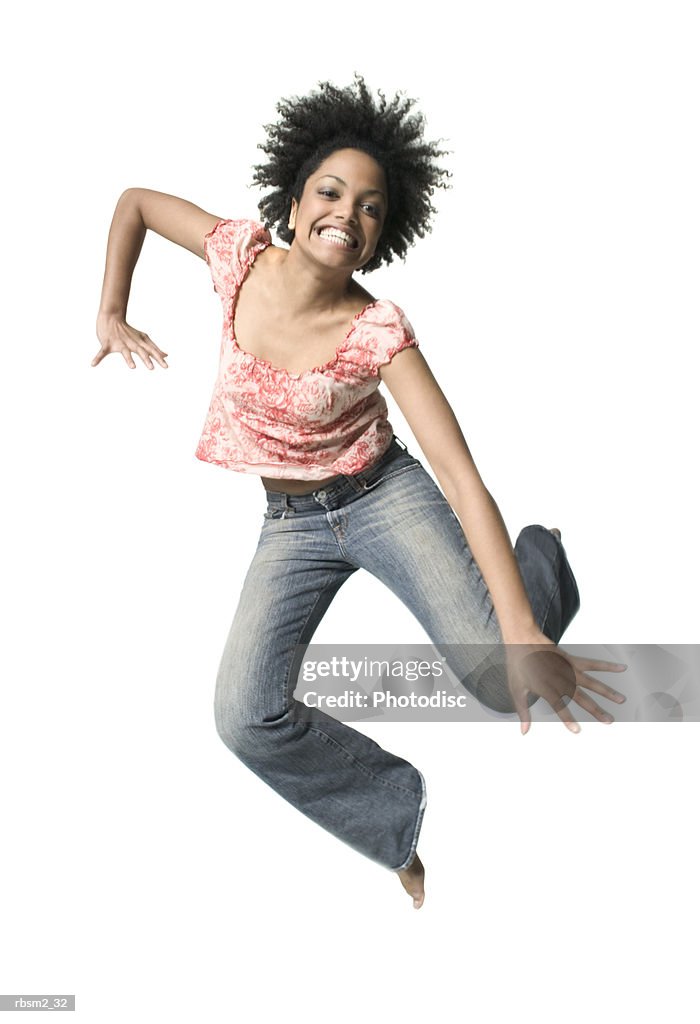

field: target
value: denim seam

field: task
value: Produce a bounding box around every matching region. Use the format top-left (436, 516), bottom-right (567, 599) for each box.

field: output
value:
top-left (561, 557), bottom-right (581, 613)
top-left (324, 509), bottom-right (354, 561)
top-left (390, 768), bottom-right (428, 872)
top-left (539, 541), bottom-right (563, 631)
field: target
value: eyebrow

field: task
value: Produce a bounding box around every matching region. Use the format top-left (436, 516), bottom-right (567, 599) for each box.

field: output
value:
top-left (317, 174), bottom-right (386, 198)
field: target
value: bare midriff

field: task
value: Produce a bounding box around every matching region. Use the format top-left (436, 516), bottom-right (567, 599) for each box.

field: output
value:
top-left (260, 473), bottom-right (343, 496)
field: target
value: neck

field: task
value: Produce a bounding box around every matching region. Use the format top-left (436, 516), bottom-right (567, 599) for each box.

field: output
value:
top-left (277, 240), bottom-right (357, 316)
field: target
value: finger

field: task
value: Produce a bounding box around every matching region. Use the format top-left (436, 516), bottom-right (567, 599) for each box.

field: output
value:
top-left (91, 348), bottom-right (107, 367)
top-left (140, 335), bottom-right (169, 367)
top-left (146, 346), bottom-right (169, 367)
top-left (573, 688), bottom-right (615, 724)
top-left (511, 689), bottom-right (532, 735)
top-left (542, 686), bottom-right (581, 732)
top-left (134, 346), bottom-right (155, 370)
top-left (140, 333), bottom-right (167, 355)
top-left (571, 657), bottom-right (628, 673)
top-left (576, 671), bottom-right (627, 704)
top-left (120, 348), bottom-right (137, 369)
top-left (555, 700), bottom-right (581, 733)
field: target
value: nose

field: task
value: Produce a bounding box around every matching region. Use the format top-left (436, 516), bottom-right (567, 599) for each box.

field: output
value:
top-left (335, 199), bottom-right (358, 225)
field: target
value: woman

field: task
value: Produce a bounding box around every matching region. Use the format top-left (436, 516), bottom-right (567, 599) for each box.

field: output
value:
top-left (93, 76), bottom-right (627, 909)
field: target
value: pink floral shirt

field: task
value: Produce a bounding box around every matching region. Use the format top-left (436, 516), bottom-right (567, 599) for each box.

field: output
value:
top-left (195, 218), bottom-right (420, 480)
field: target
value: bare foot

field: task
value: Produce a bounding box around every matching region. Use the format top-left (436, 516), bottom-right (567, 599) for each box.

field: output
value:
top-left (397, 851), bottom-right (425, 909)
top-left (549, 527), bottom-right (561, 540)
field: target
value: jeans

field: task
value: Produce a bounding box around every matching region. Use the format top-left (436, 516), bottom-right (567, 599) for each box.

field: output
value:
top-left (213, 435), bottom-right (581, 872)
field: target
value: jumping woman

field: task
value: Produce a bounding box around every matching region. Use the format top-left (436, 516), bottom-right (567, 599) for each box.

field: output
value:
top-left (93, 75), bottom-right (627, 909)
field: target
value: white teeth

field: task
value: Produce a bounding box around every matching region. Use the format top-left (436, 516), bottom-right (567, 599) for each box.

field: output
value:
top-left (318, 227), bottom-right (356, 248)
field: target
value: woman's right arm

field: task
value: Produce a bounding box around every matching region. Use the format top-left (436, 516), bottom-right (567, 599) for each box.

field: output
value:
top-left (93, 188), bottom-right (223, 369)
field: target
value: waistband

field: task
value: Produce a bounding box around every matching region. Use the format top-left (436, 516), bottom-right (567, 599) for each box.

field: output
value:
top-left (264, 435), bottom-right (412, 515)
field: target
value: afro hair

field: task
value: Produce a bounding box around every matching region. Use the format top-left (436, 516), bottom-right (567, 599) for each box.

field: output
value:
top-left (251, 73), bottom-right (452, 274)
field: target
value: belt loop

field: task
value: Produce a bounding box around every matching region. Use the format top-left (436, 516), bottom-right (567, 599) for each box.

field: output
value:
top-left (280, 493), bottom-right (295, 518)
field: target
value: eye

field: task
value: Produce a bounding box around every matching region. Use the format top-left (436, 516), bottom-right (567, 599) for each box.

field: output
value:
top-left (319, 188), bottom-right (338, 198)
top-left (362, 203), bottom-right (379, 217)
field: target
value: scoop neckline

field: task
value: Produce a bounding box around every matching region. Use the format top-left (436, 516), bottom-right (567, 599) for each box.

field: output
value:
top-left (228, 227), bottom-right (381, 380)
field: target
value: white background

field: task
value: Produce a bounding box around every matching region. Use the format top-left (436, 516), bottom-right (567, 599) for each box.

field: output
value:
top-left (2, 1), bottom-right (699, 1021)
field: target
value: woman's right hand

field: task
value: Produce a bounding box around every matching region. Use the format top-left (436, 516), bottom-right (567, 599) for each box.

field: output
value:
top-left (92, 314), bottom-right (169, 370)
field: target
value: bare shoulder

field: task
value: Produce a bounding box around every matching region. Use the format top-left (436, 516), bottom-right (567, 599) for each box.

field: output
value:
top-left (246, 242), bottom-right (289, 284)
top-left (256, 242), bottom-right (288, 265)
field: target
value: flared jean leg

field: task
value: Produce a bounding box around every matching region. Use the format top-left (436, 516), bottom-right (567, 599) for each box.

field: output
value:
top-left (213, 514), bottom-right (427, 872)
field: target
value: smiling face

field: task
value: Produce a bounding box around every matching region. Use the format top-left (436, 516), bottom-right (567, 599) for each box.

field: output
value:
top-left (288, 148), bottom-right (388, 272)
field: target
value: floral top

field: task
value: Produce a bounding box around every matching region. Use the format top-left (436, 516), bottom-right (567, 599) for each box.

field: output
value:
top-left (195, 218), bottom-right (420, 480)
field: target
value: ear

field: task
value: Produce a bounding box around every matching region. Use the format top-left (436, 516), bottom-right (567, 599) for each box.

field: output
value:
top-left (288, 198), bottom-right (297, 232)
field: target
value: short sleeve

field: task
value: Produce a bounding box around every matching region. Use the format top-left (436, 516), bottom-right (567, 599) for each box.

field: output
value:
top-left (203, 218), bottom-right (271, 299)
top-left (344, 299), bottom-right (419, 377)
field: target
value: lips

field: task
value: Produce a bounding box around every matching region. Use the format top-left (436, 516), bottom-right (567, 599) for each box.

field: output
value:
top-left (316, 225), bottom-right (360, 250)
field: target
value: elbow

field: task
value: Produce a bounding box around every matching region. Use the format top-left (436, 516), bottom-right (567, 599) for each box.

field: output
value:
top-left (117, 187), bottom-right (144, 212)
top-left (115, 188), bottom-right (145, 227)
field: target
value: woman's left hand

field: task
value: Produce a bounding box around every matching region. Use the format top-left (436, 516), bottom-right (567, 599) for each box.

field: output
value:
top-left (503, 629), bottom-right (628, 735)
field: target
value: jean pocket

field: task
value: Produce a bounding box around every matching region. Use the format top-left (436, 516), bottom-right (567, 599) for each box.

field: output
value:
top-left (357, 458), bottom-right (422, 493)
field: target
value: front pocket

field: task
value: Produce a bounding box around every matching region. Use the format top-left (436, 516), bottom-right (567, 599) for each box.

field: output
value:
top-left (358, 460), bottom-right (422, 493)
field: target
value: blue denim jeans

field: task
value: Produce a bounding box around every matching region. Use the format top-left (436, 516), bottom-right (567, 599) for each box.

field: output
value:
top-left (214, 436), bottom-right (580, 872)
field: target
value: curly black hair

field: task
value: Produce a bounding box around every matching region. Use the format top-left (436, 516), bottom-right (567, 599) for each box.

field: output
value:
top-left (251, 73), bottom-right (452, 274)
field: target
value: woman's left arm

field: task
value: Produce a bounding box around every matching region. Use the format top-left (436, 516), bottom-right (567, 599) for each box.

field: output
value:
top-left (380, 348), bottom-right (627, 731)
